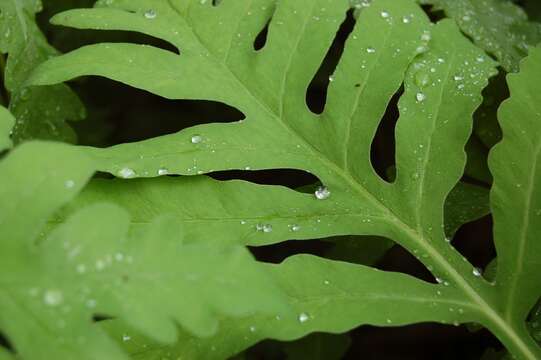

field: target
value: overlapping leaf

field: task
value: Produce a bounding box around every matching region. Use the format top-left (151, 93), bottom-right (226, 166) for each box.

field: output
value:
top-left (421, 0), bottom-right (541, 72)
top-left (27, 0), bottom-right (541, 359)
top-left (0, 142), bottom-right (288, 360)
top-left (0, 0), bottom-right (84, 143)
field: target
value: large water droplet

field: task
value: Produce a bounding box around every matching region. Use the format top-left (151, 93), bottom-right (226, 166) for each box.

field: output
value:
top-left (315, 186), bottom-right (331, 200)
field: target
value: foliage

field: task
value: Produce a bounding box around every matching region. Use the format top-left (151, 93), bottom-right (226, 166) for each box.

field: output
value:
top-left (1, 0), bottom-right (541, 359)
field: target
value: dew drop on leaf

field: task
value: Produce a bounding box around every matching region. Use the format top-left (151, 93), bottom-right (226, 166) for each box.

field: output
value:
top-left (298, 312), bottom-right (310, 323)
top-left (472, 267), bottom-right (482, 277)
top-left (144, 9), bottom-right (157, 19)
top-left (44, 290), bottom-right (63, 306)
top-left (315, 186), bottom-right (331, 200)
top-left (157, 168), bottom-right (169, 176)
top-left (118, 167), bottom-right (136, 179)
top-left (416, 92), bottom-right (426, 102)
top-left (191, 135), bottom-right (203, 144)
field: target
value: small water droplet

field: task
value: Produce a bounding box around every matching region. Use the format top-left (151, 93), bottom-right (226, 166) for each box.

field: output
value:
top-left (118, 168), bottom-right (136, 179)
top-left (315, 186), bottom-right (331, 200)
top-left (366, 47), bottom-right (376, 54)
top-left (122, 334), bottom-right (131, 342)
top-left (76, 264), bottom-right (86, 274)
top-left (157, 168), bottom-right (169, 176)
top-left (191, 135), bottom-right (203, 144)
top-left (416, 92), bottom-right (426, 102)
top-left (380, 11), bottom-right (390, 18)
top-left (249, 325), bottom-right (256, 332)
top-left (262, 224), bottom-right (273, 233)
top-left (44, 290), bottom-right (63, 306)
top-left (472, 267), bottom-right (482, 277)
top-left (298, 312), bottom-right (309, 323)
top-left (65, 180), bottom-right (75, 189)
top-left (144, 9), bottom-right (157, 19)
top-left (290, 224), bottom-right (301, 232)
top-left (328, 75), bottom-right (335, 82)
top-left (415, 72), bottom-right (430, 87)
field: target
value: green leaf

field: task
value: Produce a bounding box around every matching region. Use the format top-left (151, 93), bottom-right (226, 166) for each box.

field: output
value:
top-left (27, 0), bottom-right (541, 358)
top-left (421, 0), bottom-right (541, 72)
top-left (0, 105), bottom-right (14, 151)
top-left (489, 45), bottom-right (541, 326)
top-left (0, 142), bottom-right (288, 359)
top-left (0, 0), bottom-right (84, 143)
top-left (101, 254), bottom-right (473, 360)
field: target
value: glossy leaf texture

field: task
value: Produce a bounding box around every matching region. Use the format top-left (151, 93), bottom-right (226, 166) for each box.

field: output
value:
top-left (420, 0), bottom-right (541, 72)
top-left (0, 142), bottom-right (288, 360)
top-left (0, 0), bottom-right (84, 143)
top-left (27, 0), bottom-right (541, 359)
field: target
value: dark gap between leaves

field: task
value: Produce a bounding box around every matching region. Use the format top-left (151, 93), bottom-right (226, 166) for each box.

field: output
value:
top-left (210, 169), bottom-right (318, 191)
top-left (371, 85), bottom-right (402, 183)
top-left (451, 214), bottom-right (496, 276)
top-left (305, 9), bottom-right (356, 114)
top-left (346, 322), bottom-right (501, 360)
top-left (70, 77), bottom-right (245, 147)
top-left (0, 331), bottom-right (14, 353)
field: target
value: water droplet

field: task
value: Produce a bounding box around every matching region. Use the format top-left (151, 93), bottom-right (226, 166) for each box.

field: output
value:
top-left (315, 186), bottom-right (331, 200)
top-left (157, 168), bottom-right (169, 176)
top-left (191, 135), bottom-right (203, 144)
top-left (65, 180), bottom-right (75, 189)
top-left (76, 264), bottom-right (86, 274)
top-left (472, 267), bottom-right (482, 277)
top-left (380, 11), bottom-right (390, 18)
top-left (122, 334), bottom-right (131, 341)
top-left (240, 220), bottom-right (247, 225)
top-left (323, 280), bottom-right (330, 285)
top-left (366, 47), bottom-right (376, 54)
top-left (144, 9), bottom-right (157, 19)
top-left (328, 75), bottom-right (335, 82)
top-left (249, 325), bottom-right (256, 332)
top-left (118, 167), bottom-right (136, 179)
top-left (290, 224), bottom-right (301, 232)
top-left (44, 290), bottom-right (63, 306)
top-left (402, 16), bottom-right (411, 23)
top-left (298, 312), bottom-right (309, 323)
top-left (415, 72), bottom-right (430, 87)
top-left (453, 75), bottom-right (464, 81)
top-left (421, 31), bottom-right (431, 42)
top-left (416, 92), bottom-right (426, 102)
top-left (262, 224), bottom-right (273, 233)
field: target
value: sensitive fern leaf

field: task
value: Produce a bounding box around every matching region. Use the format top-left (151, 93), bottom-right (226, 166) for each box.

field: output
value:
top-left (28, 0), bottom-right (541, 359)
top-left (421, 0), bottom-right (541, 72)
top-left (0, 0), bottom-right (84, 143)
top-left (0, 142), bottom-right (288, 360)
